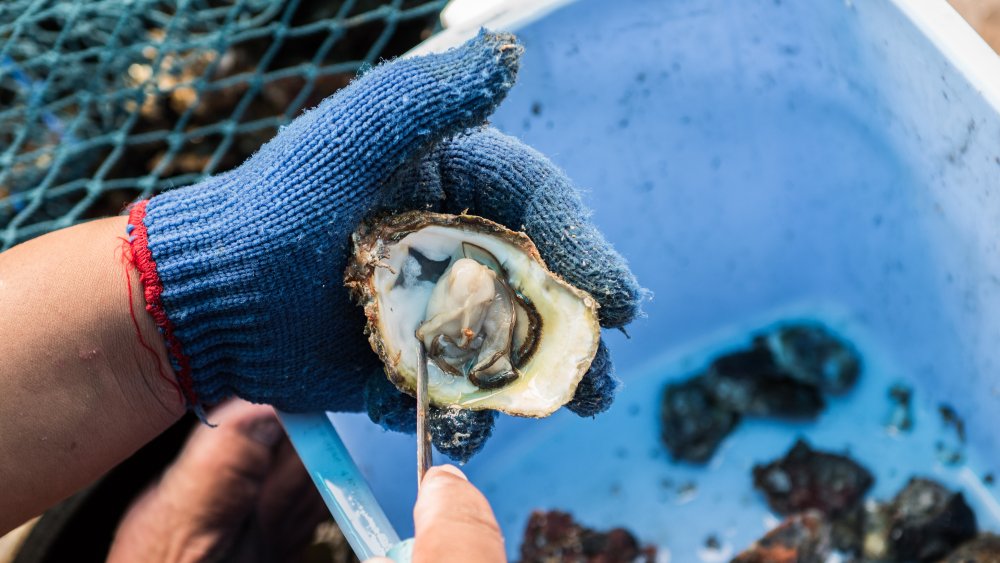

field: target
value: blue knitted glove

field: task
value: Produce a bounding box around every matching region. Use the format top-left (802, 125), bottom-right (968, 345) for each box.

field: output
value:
top-left (126, 31), bottom-right (643, 458)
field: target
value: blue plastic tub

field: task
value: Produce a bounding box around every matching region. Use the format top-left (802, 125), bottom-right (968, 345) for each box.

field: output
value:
top-left (328, 0), bottom-right (1000, 558)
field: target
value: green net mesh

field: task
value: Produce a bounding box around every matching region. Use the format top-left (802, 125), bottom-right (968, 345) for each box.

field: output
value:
top-left (0, 0), bottom-right (447, 250)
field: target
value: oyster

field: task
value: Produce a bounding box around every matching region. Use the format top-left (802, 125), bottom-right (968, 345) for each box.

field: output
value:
top-left (346, 212), bottom-right (600, 417)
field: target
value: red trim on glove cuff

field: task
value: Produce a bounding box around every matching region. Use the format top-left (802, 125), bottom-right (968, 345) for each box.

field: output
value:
top-left (127, 200), bottom-right (199, 407)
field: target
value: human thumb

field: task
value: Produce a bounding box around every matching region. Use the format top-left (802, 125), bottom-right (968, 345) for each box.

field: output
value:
top-left (412, 465), bottom-right (506, 563)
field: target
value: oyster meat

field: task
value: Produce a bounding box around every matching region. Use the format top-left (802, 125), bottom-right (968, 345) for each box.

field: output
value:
top-left (346, 212), bottom-right (600, 417)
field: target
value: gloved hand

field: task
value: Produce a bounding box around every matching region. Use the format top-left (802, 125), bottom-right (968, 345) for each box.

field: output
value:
top-left (364, 127), bottom-right (640, 461)
top-left (126, 31), bottom-right (644, 461)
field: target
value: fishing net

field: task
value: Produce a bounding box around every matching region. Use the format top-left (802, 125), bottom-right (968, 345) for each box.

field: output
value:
top-left (0, 0), bottom-right (447, 250)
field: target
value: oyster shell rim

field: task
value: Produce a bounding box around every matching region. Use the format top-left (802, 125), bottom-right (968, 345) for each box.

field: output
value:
top-left (345, 211), bottom-right (601, 418)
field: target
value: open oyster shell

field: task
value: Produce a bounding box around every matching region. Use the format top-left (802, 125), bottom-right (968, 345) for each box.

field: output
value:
top-left (345, 212), bottom-right (600, 417)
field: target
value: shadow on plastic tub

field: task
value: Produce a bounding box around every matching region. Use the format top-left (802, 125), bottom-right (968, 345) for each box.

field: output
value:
top-left (330, 0), bottom-right (1000, 559)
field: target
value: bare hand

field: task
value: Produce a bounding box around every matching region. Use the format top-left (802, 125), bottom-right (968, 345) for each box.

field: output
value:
top-left (108, 400), bottom-right (326, 562)
top-left (109, 399), bottom-right (506, 563)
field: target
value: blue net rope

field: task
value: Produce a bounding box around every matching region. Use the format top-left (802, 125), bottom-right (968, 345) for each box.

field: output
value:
top-left (0, 0), bottom-right (447, 249)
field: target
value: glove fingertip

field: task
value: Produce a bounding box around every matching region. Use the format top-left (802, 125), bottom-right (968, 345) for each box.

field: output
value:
top-left (365, 372), bottom-right (417, 434)
top-left (462, 29), bottom-right (523, 93)
top-left (392, 28), bottom-right (522, 147)
top-left (476, 28), bottom-right (523, 71)
top-left (566, 340), bottom-right (619, 417)
top-left (429, 407), bottom-right (498, 464)
top-left (593, 258), bottom-right (649, 329)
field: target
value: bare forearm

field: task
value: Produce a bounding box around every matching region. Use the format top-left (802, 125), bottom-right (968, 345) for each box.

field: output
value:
top-left (0, 216), bottom-right (184, 533)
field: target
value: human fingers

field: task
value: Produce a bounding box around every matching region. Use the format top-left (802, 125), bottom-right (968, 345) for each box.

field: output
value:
top-left (108, 399), bottom-right (285, 562)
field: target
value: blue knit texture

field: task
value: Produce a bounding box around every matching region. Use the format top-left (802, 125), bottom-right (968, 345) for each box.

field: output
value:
top-left (139, 31), bottom-right (644, 455)
top-left (566, 341), bottom-right (618, 417)
top-left (365, 368), bottom-right (498, 463)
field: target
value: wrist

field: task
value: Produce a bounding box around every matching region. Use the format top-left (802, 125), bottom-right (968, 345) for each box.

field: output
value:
top-left (125, 201), bottom-right (201, 411)
top-left (0, 216), bottom-right (182, 532)
top-left (127, 188), bottom-right (285, 410)
top-left (112, 214), bottom-right (187, 424)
